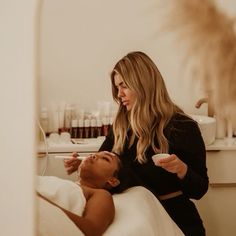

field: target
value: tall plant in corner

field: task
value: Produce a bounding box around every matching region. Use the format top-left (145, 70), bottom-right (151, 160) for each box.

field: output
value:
top-left (160, 0), bottom-right (236, 137)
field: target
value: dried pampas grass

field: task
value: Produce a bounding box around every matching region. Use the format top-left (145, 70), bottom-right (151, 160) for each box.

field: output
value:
top-left (160, 0), bottom-right (236, 132)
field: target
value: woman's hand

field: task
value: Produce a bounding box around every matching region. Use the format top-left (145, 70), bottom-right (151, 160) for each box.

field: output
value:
top-left (158, 154), bottom-right (188, 179)
top-left (64, 152), bottom-right (81, 175)
top-left (63, 151), bottom-right (117, 175)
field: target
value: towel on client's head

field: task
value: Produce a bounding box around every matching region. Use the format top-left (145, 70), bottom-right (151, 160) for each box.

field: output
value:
top-left (37, 176), bottom-right (86, 216)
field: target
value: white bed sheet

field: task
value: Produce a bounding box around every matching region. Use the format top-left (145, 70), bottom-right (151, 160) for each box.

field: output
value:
top-left (104, 186), bottom-right (184, 236)
top-left (37, 181), bottom-right (184, 236)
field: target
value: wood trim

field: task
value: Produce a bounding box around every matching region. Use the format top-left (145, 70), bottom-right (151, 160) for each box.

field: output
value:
top-left (210, 183), bottom-right (236, 187)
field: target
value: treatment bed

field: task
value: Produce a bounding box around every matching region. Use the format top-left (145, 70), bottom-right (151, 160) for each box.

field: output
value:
top-left (36, 176), bottom-right (184, 236)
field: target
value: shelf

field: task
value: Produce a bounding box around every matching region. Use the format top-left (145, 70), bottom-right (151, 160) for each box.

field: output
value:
top-left (38, 137), bottom-right (236, 153)
top-left (206, 138), bottom-right (236, 151)
top-left (38, 137), bottom-right (105, 153)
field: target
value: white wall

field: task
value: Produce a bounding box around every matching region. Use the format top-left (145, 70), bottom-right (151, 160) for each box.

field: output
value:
top-left (38, 0), bottom-right (235, 114)
top-left (217, 0), bottom-right (236, 17)
top-left (38, 0), bottom-right (209, 115)
top-left (0, 0), bottom-right (37, 235)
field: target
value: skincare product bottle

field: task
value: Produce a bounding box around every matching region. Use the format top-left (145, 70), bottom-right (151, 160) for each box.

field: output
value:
top-left (90, 118), bottom-right (97, 138)
top-left (102, 117), bottom-right (109, 136)
top-left (108, 116), bottom-right (113, 133)
top-left (40, 108), bottom-right (49, 138)
top-left (96, 118), bottom-right (102, 137)
top-left (84, 119), bottom-right (91, 138)
top-left (58, 102), bottom-right (66, 134)
top-left (71, 119), bottom-right (78, 138)
top-left (215, 115), bottom-right (226, 139)
top-left (78, 119), bottom-right (84, 139)
top-left (64, 106), bottom-right (72, 133)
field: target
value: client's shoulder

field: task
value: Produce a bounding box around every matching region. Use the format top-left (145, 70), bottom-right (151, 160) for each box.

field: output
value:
top-left (81, 185), bottom-right (112, 201)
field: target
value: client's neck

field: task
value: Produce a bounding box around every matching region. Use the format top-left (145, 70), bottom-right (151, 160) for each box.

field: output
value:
top-left (79, 178), bottom-right (104, 189)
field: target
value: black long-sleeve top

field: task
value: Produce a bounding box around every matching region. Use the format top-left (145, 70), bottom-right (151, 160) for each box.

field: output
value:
top-left (99, 113), bottom-right (209, 200)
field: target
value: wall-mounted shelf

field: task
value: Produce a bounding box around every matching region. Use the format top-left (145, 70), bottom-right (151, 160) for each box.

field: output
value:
top-left (38, 137), bottom-right (105, 154)
top-left (206, 138), bottom-right (236, 151)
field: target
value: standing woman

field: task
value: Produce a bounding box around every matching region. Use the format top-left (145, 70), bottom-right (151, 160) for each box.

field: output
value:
top-left (65, 51), bottom-right (209, 236)
top-left (99, 51), bottom-right (209, 236)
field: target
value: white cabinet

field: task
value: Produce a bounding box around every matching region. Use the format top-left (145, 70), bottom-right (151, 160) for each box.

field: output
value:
top-left (195, 150), bottom-right (236, 236)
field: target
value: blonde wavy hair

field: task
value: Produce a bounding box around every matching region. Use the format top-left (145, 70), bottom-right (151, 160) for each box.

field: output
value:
top-left (111, 51), bottom-right (184, 163)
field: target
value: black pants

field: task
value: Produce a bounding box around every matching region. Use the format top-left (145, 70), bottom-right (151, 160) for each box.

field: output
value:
top-left (160, 195), bottom-right (205, 236)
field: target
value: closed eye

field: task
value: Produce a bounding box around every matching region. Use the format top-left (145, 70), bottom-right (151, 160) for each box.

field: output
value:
top-left (120, 83), bottom-right (127, 89)
top-left (101, 157), bottom-right (111, 162)
top-left (116, 82), bottom-right (127, 89)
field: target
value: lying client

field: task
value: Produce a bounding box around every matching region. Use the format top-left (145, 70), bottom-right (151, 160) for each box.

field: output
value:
top-left (37, 151), bottom-right (121, 236)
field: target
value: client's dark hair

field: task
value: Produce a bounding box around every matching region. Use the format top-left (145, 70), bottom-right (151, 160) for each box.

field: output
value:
top-left (109, 159), bottom-right (144, 194)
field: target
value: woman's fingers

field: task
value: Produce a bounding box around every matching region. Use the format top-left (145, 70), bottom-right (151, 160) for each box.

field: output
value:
top-left (63, 153), bottom-right (80, 175)
top-left (72, 152), bottom-right (78, 157)
top-left (65, 166), bottom-right (75, 175)
top-left (159, 154), bottom-right (182, 173)
top-left (64, 158), bottom-right (75, 168)
top-left (158, 154), bottom-right (187, 177)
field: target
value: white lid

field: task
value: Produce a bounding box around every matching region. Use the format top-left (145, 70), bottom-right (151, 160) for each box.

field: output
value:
top-left (71, 119), bottom-right (78, 127)
top-left (84, 119), bottom-right (90, 127)
top-left (78, 119), bottom-right (84, 127)
top-left (102, 117), bottom-right (109, 125)
top-left (96, 118), bottom-right (102, 127)
top-left (90, 119), bottom-right (96, 127)
top-left (109, 117), bottom-right (113, 124)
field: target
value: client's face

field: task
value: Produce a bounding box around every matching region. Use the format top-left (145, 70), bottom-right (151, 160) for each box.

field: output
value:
top-left (79, 151), bottom-right (120, 189)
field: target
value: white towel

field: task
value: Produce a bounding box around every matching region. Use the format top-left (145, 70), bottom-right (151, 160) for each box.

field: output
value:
top-left (36, 176), bottom-right (86, 216)
top-left (37, 196), bottom-right (84, 236)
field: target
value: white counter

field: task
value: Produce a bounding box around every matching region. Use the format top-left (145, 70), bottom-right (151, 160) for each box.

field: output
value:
top-left (206, 138), bottom-right (236, 151)
top-left (38, 137), bottom-right (236, 153)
